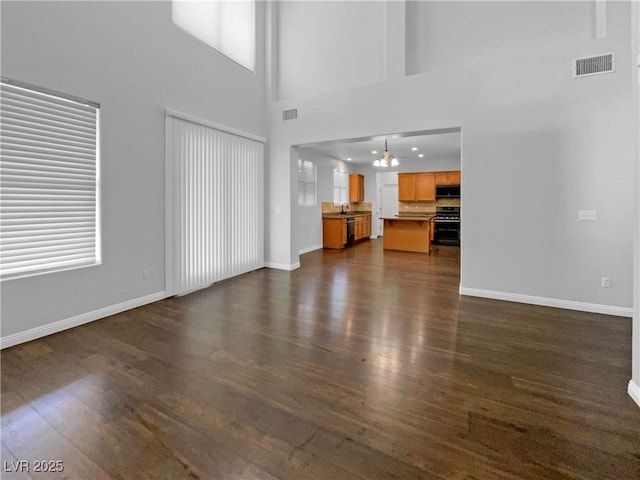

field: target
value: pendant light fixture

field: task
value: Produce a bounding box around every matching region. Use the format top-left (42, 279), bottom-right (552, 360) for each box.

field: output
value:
top-left (373, 140), bottom-right (398, 167)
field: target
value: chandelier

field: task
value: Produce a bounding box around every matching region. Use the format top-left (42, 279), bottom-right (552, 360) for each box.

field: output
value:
top-left (373, 140), bottom-right (398, 167)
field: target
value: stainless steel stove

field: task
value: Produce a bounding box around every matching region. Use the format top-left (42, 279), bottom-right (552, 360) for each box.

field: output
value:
top-left (434, 206), bottom-right (460, 245)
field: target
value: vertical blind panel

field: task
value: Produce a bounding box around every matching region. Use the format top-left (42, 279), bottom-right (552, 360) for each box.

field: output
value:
top-left (0, 80), bottom-right (99, 278)
top-left (169, 115), bottom-right (263, 295)
top-left (297, 159), bottom-right (316, 206)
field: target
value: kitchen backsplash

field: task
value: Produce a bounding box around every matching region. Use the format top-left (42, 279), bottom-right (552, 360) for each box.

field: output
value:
top-left (399, 201), bottom-right (436, 214)
top-left (322, 199), bottom-right (457, 214)
top-left (322, 201), bottom-right (372, 213)
top-left (399, 198), bottom-right (460, 214)
top-left (437, 198), bottom-right (461, 207)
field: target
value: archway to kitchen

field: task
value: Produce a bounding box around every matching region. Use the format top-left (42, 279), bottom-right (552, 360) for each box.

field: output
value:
top-left (293, 126), bottom-right (462, 263)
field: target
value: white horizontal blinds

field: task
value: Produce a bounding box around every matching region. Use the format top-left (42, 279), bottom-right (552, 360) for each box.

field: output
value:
top-left (298, 159), bottom-right (316, 206)
top-left (0, 79), bottom-right (100, 279)
top-left (172, 0), bottom-right (255, 72)
top-left (333, 169), bottom-right (348, 205)
top-left (170, 115), bottom-right (263, 295)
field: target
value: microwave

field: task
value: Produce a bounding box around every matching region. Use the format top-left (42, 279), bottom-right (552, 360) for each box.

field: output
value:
top-left (435, 185), bottom-right (460, 198)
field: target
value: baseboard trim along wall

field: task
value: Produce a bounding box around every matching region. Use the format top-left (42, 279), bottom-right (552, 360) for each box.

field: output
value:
top-left (629, 380), bottom-right (640, 408)
top-left (298, 244), bottom-right (322, 255)
top-left (0, 291), bottom-right (167, 350)
top-left (264, 262), bottom-right (301, 271)
top-left (459, 287), bottom-right (633, 318)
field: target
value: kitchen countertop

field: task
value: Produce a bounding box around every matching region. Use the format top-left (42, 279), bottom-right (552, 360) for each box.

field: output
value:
top-left (380, 215), bottom-right (435, 221)
top-left (322, 212), bottom-right (373, 219)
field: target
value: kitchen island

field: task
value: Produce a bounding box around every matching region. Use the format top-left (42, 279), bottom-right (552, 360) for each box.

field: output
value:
top-left (381, 215), bottom-right (435, 253)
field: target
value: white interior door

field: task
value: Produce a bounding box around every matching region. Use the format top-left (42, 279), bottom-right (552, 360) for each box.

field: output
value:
top-left (376, 172), bottom-right (398, 236)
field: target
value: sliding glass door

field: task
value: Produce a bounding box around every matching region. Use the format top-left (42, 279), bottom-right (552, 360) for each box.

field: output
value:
top-left (166, 112), bottom-right (264, 295)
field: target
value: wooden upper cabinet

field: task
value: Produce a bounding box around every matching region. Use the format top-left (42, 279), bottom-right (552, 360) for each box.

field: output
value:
top-left (398, 174), bottom-right (416, 201)
top-left (435, 172), bottom-right (449, 185)
top-left (435, 170), bottom-right (461, 185)
top-left (448, 171), bottom-right (461, 185)
top-left (415, 173), bottom-right (435, 201)
top-left (399, 173), bottom-right (435, 201)
top-left (349, 174), bottom-right (365, 202)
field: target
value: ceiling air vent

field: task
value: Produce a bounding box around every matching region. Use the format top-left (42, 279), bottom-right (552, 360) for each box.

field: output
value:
top-left (574, 53), bottom-right (614, 77)
top-left (282, 108), bottom-right (298, 121)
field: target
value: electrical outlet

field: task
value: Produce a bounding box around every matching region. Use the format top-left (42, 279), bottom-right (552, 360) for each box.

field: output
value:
top-left (143, 270), bottom-right (150, 280)
top-left (578, 210), bottom-right (597, 221)
top-left (601, 277), bottom-right (610, 288)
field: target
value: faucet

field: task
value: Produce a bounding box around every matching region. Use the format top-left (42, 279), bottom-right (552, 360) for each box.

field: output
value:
top-left (340, 203), bottom-right (349, 214)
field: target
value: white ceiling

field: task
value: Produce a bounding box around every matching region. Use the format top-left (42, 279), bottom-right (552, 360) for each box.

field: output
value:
top-left (297, 129), bottom-right (461, 165)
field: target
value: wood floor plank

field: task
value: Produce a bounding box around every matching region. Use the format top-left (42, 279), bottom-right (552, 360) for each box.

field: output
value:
top-left (1, 240), bottom-right (638, 479)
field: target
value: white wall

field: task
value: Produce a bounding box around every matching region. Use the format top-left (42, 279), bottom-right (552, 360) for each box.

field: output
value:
top-left (406, 1), bottom-right (593, 75)
top-left (0, 1), bottom-right (266, 339)
top-left (268, 0), bottom-right (635, 312)
top-left (277, 1), bottom-right (386, 101)
top-left (295, 148), bottom-right (353, 253)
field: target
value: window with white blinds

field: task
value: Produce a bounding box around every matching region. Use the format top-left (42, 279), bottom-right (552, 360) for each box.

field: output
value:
top-left (297, 159), bottom-right (316, 206)
top-left (172, 0), bottom-right (256, 72)
top-left (0, 78), bottom-right (100, 280)
top-left (333, 169), bottom-right (349, 205)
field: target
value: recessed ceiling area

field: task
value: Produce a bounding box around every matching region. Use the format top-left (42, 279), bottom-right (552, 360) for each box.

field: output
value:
top-left (297, 128), bottom-right (461, 164)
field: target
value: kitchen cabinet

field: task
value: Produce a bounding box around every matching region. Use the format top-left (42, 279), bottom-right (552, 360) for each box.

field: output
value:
top-left (381, 216), bottom-right (434, 253)
top-left (354, 215), bottom-right (371, 241)
top-left (398, 174), bottom-right (416, 201)
top-left (435, 172), bottom-right (448, 185)
top-left (323, 215), bottom-right (371, 248)
top-left (357, 217), bottom-right (362, 239)
top-left (323, 218), bottom-right (347, 249)
top-left (398, 173), bottom-right (435, 201)
top-left (349, 174), bottom-right (365, 202)
top-left (435, 170), bottom-right (461, 185)
top-left (415, 173), bottom-right (435, 201)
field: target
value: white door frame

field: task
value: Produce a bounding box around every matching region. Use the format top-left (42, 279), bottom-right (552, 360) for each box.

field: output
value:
top-left (376, 171), bottom-right (399, 236)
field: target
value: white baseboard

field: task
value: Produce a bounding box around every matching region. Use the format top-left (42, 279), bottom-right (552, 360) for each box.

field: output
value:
top-left (459, 287), bottom-right (633, 318)
top-left (264, 262), bottom-right (300, 271)
top-left (629, 380), bottom-right (640, 408)
top-left (298, 244), bottom-right (322, 255)
top-left (0, 291), bottom-right (167, 350)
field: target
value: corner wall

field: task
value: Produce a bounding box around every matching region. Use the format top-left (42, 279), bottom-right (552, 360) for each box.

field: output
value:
top-left (277, 1), bottom-right (386, 100)
top-left (295, 150), bottom-right (354, 254)
top-left (0, 1), bottom-right (266, 342)
top-left (268, 1), bottom-right (634, 313)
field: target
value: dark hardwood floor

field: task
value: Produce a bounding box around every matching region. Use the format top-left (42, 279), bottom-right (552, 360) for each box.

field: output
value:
top-left (1, 239), bottom-right (638, 479)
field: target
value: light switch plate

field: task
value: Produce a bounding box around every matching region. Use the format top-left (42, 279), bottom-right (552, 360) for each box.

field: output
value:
top-left (578, 210), bottom-right (597, 221)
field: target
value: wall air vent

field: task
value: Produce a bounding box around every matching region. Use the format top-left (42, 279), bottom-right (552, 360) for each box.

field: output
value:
top-left (574, 54), bottom-right (614, 77)
top-left (282, 108), bottom-right (298, 121)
